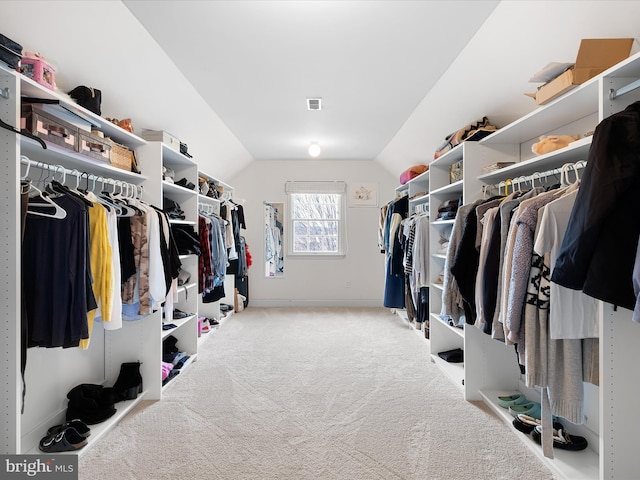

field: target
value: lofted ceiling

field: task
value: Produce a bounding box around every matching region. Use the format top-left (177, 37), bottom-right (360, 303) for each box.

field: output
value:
top-left (122, 0), bottom-right (499, 162)
top-left (2, 1), bottom-right (640, 181)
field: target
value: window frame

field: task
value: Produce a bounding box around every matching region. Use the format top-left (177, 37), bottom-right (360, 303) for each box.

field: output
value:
top-left (285, 181), bottom-right (347, 257)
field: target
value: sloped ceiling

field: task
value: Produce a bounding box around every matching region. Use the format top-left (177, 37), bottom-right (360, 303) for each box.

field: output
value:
top-left (2, 1), bottom-right (640, 181)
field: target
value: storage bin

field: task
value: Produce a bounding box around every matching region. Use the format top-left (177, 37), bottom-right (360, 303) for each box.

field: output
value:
top-left (78, 131), bottom-right (111, 163)
top-left (21, 104), bottom-right (78, 152)
top-left (108, 140), bottom-right (136, 171)
top-left (20, 52), bottom-right (55, 90)
top-left (141, 129), bottom-right (181, 153)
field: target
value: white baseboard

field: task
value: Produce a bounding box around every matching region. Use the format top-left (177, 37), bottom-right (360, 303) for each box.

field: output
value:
top-left (249, 299), bottom-right (383, 308)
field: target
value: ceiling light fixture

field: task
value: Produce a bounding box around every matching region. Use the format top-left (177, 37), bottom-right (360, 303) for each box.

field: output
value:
top-left (308, 143), bottom-right (321, 157)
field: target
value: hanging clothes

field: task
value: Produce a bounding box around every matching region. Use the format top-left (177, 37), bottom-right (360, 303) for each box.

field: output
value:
top-left (552, 100), bottom-right (640, 310)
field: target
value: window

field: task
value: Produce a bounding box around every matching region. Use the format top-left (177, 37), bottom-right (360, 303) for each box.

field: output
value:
top-left (285, 181), bottom-right (347, 256)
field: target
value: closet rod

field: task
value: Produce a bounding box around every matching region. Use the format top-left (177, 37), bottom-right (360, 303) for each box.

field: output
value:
top-left (487, 160), bottom-right (586, 193)
top-left (20, 156), bottom-right (143, 196)
top-left (608, 78), bottom-right (640, 100)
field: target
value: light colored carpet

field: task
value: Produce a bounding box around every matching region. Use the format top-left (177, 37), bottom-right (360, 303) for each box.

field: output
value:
top-left (79, 307), bottom-right (555, 480)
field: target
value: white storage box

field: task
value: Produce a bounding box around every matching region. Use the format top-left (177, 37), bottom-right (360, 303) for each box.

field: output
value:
top-left (141, 129), bottom-right (181, 152)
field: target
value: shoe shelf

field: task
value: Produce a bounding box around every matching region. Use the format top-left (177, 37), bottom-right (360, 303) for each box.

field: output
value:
top-left (25, 392), bottom-right (148, 457)
top-left (430, 313), bottom-right (464, 339)
top-left (162, 314), bottom-right (197, 340)
top-left (479, 389), bottom-right (599, 480)
top-left (430, 354), bottom-right (464, 392)
top-left (161, 354), bottom-right (198, 392)
top-left (162, 180), bottom-right (198, 196)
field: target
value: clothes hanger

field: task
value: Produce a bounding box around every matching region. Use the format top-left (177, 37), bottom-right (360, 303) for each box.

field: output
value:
top-left (26, 164), bottom-right (67, 220)
top-left (0, 117), bottom-right (47, 150)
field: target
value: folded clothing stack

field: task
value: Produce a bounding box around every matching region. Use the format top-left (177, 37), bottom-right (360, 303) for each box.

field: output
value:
top-left (436, 197), bottom-right (462, 221)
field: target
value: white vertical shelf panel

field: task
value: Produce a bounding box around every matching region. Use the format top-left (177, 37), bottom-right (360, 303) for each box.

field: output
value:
top-left (0, 66), bottom-right (21, 454)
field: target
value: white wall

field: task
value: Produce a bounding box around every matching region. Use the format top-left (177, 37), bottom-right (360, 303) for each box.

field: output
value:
top-left (230, 160), bottom-right (397, 307)
top-left (1, 0), bottom-right (253, 180)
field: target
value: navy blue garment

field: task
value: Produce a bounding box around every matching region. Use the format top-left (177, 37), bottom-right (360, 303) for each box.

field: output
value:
top-left (383, 195), bottom-right (408, 308)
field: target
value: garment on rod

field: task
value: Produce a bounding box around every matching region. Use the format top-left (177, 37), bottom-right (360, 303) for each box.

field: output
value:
top-left (552, 100), bottom-right (640, 310)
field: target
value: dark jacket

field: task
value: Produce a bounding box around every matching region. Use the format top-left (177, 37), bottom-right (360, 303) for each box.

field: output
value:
top-left (551, 101), bottom-right (640, 310)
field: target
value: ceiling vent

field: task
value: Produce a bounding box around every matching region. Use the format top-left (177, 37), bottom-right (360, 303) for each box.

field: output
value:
top-left (307, 98), bottom-right (322, 111)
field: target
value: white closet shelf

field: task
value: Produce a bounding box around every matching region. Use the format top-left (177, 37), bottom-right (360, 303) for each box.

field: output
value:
top-left (480, 80), bottom-right (599, 145)
top-left (162, 315), bottom-right (197, 339)
top-left (430, 313), bottom-right (464, 339)
top-left (409, 193), bottom-right (429, 204)
top-left (430, 354), bottom-right (464, 391)
top-left (429, 180), bottom-right (463, 196)
top-left (21, 140), bottom-right (148, 183)
top-left (478, 136), bottom-right (592, 182)
top-left (430, 143), bottom-right (464, 167)
top-left (177, 282), bottom-right (197, 295)
top-left (169, 219), bottom-right (197, 226)
top-left (479, 390), bottom-right (599, 480)
top-left (161, 144), bottom-right (197, 166)
top-left (431, 219), bottom-right (456, 226)
top-left (197, 193), bottom-right (221, 204)
top-left (198, 170), bottom-right (233, 192)
top-left (162, 180), bottom-right (198, 196)
top-left (19, 74), bottom-right (147, 148)
top-left (26, 392), bottom-right (148, 457)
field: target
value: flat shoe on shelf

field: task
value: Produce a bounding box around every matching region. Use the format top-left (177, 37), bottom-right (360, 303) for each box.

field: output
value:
top-left (513, 414), bottom-right (563, 434)
top-left (509, 401), bottom-right (541, 418)
top-left (498, 393), bottom-right (528, 408)
top-left (47, 419), bottom-right (91, 438)
top-left (531, 425), bottom-right (588, 451)
top-left (39, 427), bottom-right (88, 453)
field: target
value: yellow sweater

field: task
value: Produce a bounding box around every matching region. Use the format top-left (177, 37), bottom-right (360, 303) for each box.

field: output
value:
top-left (80, 201), bottom-right (113, 349)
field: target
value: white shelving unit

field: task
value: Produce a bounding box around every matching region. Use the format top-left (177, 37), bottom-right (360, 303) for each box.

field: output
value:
top-left (0, 63), bottom-right (161, 456)
top-left (388, 50), bottom-right (640, 480)
top-left (0, 60), bottom-right (239, 456)
top-left (135, 141), bottom-right (200, 396)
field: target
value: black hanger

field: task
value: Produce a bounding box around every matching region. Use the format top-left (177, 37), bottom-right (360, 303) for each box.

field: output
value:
top-left (0, 117), bottom-right (47, 150)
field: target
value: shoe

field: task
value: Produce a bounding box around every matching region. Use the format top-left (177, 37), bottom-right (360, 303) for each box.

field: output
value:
top-left (66, 384), bottom-right (117, 425)
top-left (208, 317), bottom-right (219, 326)
top-left (497, 393), bottom-right (528, 408)
top-left (47, 419), bottom-right (91, 438)
top-left (509, 401), bottom-right (541, 418)
top-left (201, 319), bottom-right (211, 333)
top-left (513, 414), bottom-right (562, 434)
top-left (39, 427), bottom-right (87, 452)
top-left (112, 362), bottom-right (143, 402)
top-left (531, 425), bottom-right (588, 451)
top-left (173, 309), bottom-right (192, 319)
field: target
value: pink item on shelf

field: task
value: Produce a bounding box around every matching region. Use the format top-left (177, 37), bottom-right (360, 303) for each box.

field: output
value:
top-left (161, 362), bottom-right (173, 380)
top-left (20, 52), bottom-right (55, 90)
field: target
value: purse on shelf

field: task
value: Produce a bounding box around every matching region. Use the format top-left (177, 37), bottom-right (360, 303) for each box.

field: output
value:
top-left (68, 86), bottom-right (102, 115)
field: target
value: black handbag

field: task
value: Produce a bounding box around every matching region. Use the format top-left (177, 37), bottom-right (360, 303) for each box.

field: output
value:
top-left (0, 34), bottom-right (22, 70)
top-left (68, 86), bottom-right (102, 115)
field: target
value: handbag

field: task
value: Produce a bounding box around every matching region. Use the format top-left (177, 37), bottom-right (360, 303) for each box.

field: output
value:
top-left (68, 86), bottom-right (102, 115)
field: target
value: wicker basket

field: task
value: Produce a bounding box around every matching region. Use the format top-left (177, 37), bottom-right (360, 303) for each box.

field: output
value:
top-left (109, 141), bottom-right (135, 171)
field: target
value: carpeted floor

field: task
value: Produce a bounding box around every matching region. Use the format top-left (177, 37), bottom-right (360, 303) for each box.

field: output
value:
top-left (79, 307), bottom-right (555, 480)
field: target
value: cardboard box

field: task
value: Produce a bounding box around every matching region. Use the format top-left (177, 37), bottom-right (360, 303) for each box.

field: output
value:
top-left (531, 38), bottom-right (635, 105)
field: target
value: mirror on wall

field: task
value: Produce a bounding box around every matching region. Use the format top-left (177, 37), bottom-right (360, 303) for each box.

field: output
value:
top-left (264, 202), bottom-right (284, 278)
